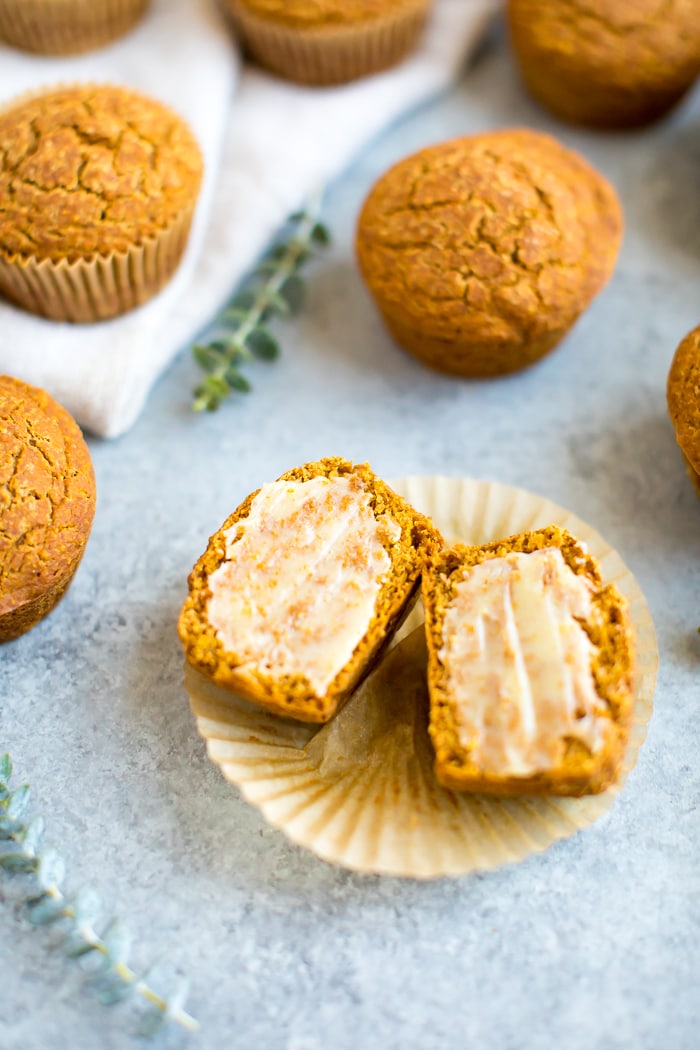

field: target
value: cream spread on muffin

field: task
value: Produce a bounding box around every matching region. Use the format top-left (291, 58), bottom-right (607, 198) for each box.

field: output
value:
top-left (206, 475), bottom-right (400, 694)
top-left (439, 547), bottom-right (607, 775)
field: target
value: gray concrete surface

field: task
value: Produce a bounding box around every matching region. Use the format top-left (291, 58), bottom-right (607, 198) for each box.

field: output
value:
top-left (1, 32), bottom-right (699, 1050)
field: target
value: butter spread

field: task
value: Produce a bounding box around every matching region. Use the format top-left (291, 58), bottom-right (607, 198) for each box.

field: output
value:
top-left (207, 476), bottom-right (400, 695)
top-left (439, 547), bottom-right (608, 776)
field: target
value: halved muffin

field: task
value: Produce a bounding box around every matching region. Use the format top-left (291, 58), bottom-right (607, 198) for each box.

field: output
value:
top-left (179, 457), bottom-right (442, 723)
top-left (423, 526), bottom-right (635, 797)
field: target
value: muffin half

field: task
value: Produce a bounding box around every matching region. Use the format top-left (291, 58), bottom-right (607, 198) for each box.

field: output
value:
top-left (423, 526), bottom-right (635, 796)
top-left (179, 457), bottom-right (442, 723)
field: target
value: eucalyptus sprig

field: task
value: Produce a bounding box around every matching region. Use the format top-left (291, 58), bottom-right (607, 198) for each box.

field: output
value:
top-left (0, 752), bottom-right (198, 1038)
top-left (192, 193), bottom-right (331, 412)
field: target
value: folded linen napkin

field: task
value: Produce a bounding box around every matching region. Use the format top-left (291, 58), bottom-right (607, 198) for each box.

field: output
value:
top-left (0, 0), bottom-right (498, 438)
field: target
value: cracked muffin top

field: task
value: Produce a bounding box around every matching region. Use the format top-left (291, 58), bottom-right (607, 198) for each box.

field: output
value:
top-left (235, 0), bottom-right (423, 28)
top-left (0, 85), bottom-right (203, 264)
top-left (356, 128), bottom-right (622, 348)
top-left (667, 325), bottom-right (700, 473)
top-left (0, 375), bottom-right (95, 620)
top-left (508, 0), bottom-right (700, 127)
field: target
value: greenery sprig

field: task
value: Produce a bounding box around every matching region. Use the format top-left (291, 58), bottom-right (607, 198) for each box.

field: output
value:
top-left (0, 752), bottom-right (198, 1039)
top-left (192, 192), bottom-right (331, 412)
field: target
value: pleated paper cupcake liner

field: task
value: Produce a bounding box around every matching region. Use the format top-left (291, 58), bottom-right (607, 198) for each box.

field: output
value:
top-left (0, 0), bottom-right (148, 55)
top-left (186, 476), bottom-right (658, 879)
top-left (225, 1), bottom-right (431, 86)
top-left (0, 207), bottom-right (194, 323)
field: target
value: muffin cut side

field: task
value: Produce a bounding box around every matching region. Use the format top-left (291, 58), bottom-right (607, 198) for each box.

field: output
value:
top-left (179, 457), bottom-right (442, 723)
top-left (423, 526), bottom-right (635, 796)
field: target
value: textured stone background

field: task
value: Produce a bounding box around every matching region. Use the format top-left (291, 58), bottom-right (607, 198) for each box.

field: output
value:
top-left (1, 27), bottom-right (699, 1050)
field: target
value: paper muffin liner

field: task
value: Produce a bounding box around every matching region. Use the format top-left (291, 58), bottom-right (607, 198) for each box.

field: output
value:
top-left (0, 0), bottom-right (148, 55)
top-left (0, 206), bottom-right (195, 324)
top-left (186, 476), bottom-right (658, 879)
top-left (225, 1), bottom-right (431, 86)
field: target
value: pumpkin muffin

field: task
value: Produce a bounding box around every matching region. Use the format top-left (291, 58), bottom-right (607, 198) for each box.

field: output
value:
top-left (225, 0), bottom-right (432, 86)
top-left (508, 0), bottom-right (700, 129)
top-left (423, 526), bottom-right (636, 797)
top-left (356, 128), bottom-right (623, 378)
top-left (667, 323), bottom-right (700, 497)
top-left (0, 376), bottom-right (96, 642)
top-left (0, 84), bottom-right (203, 323)
top-left (179, 457), bottom-right (442, 724)
top-left (0, 0), bottom-right (148, 56)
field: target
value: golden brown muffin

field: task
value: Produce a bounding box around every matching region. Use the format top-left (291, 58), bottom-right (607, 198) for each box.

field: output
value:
top-left (0, 0), bottom-right (148, 55)
top-left (356, 128), bottom-right (623, 378)
top-left (225, 0), bottom-right (432, 86)
top-left (0, 84), bottom-right (203, 323)
top-left (667, 323), bottom-right (700, 497)
top-left (508, 0), bottom-right (700, 129)
top-left (423, 526), bottom-right (635, 797)
top-left (179, 457), bottom-right (442, 723)
top-left (0, 376), bottom-right (96, 642)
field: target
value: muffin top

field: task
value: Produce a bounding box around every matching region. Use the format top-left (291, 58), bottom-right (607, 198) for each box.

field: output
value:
top-left (667, 325), bottom-right (700, 473)
top-left (356, 128), bottom-right (622, 347)
top-left (0, 85), bottom-right (203, 264)
top-left (508, 0), bottom-right (700, 88)
top-left (0, 376), bottom-right (96, 619)
top-left (236, 0), bottom-right (424, 29)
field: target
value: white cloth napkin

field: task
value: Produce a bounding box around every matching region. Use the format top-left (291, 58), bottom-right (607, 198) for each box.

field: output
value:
top-left (0, 0), bottom-right (497, 438)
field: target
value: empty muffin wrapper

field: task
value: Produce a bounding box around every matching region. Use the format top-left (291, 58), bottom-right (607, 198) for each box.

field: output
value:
top-left (185, 476), bottom-right (658, 879)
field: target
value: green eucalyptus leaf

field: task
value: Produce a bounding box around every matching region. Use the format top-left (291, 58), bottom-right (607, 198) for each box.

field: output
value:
top-left (265, 291), bottom-right (290, 318)
top-left (202, 375), bottom-right (230, 400)
top-left (267, 244), bottom-right (289, 263)
top-left (138, 1007), bottom-right (167, 1039)
top-left (229, 289), bottom-right (257, 311)
top-left (0, 819), bottom-right (21, 840)
top-left (0, 753), bottom-right (11, 786)
top-left (279, 274), bottom-right (305, 315)
top-left (311, 221), bottom-right (331, 246)
top-left (7, 784), bottom-right (30, 820)
top-left (63, 928), bottom-right (99, 958)
top-left (220, 307), bottom-right (249, 325)
top-left (93, 972), bottom-right (135, 1006)
top-left (192, 344), bottom-right (224, 373)
top-left (0, 852), bottom-right (37, 873)
top-left (70, 886), bottom-right (102, 928)
top-left (25, 895), bottom-right (66, 926)
top-left (163, 978), bottom-right (190, 1020)
top-left (224, 369), bottom-right (252, 393)
top-left (245, 329), bottom-right (280, 361)
top-left (21, 815), bottom-right (44, 855)
top-left (37, 847), bottom-right (65, 892)
top-left (253, 259), bottom-right (281, 277)
top-left (101, 918), bottom-right (132, 965)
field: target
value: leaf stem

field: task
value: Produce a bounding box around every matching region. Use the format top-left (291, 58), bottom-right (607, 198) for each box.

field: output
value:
top-left (192, 190), bottom-right (330, 411)
top-left (0, 753), bottom-right (198, 1035)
